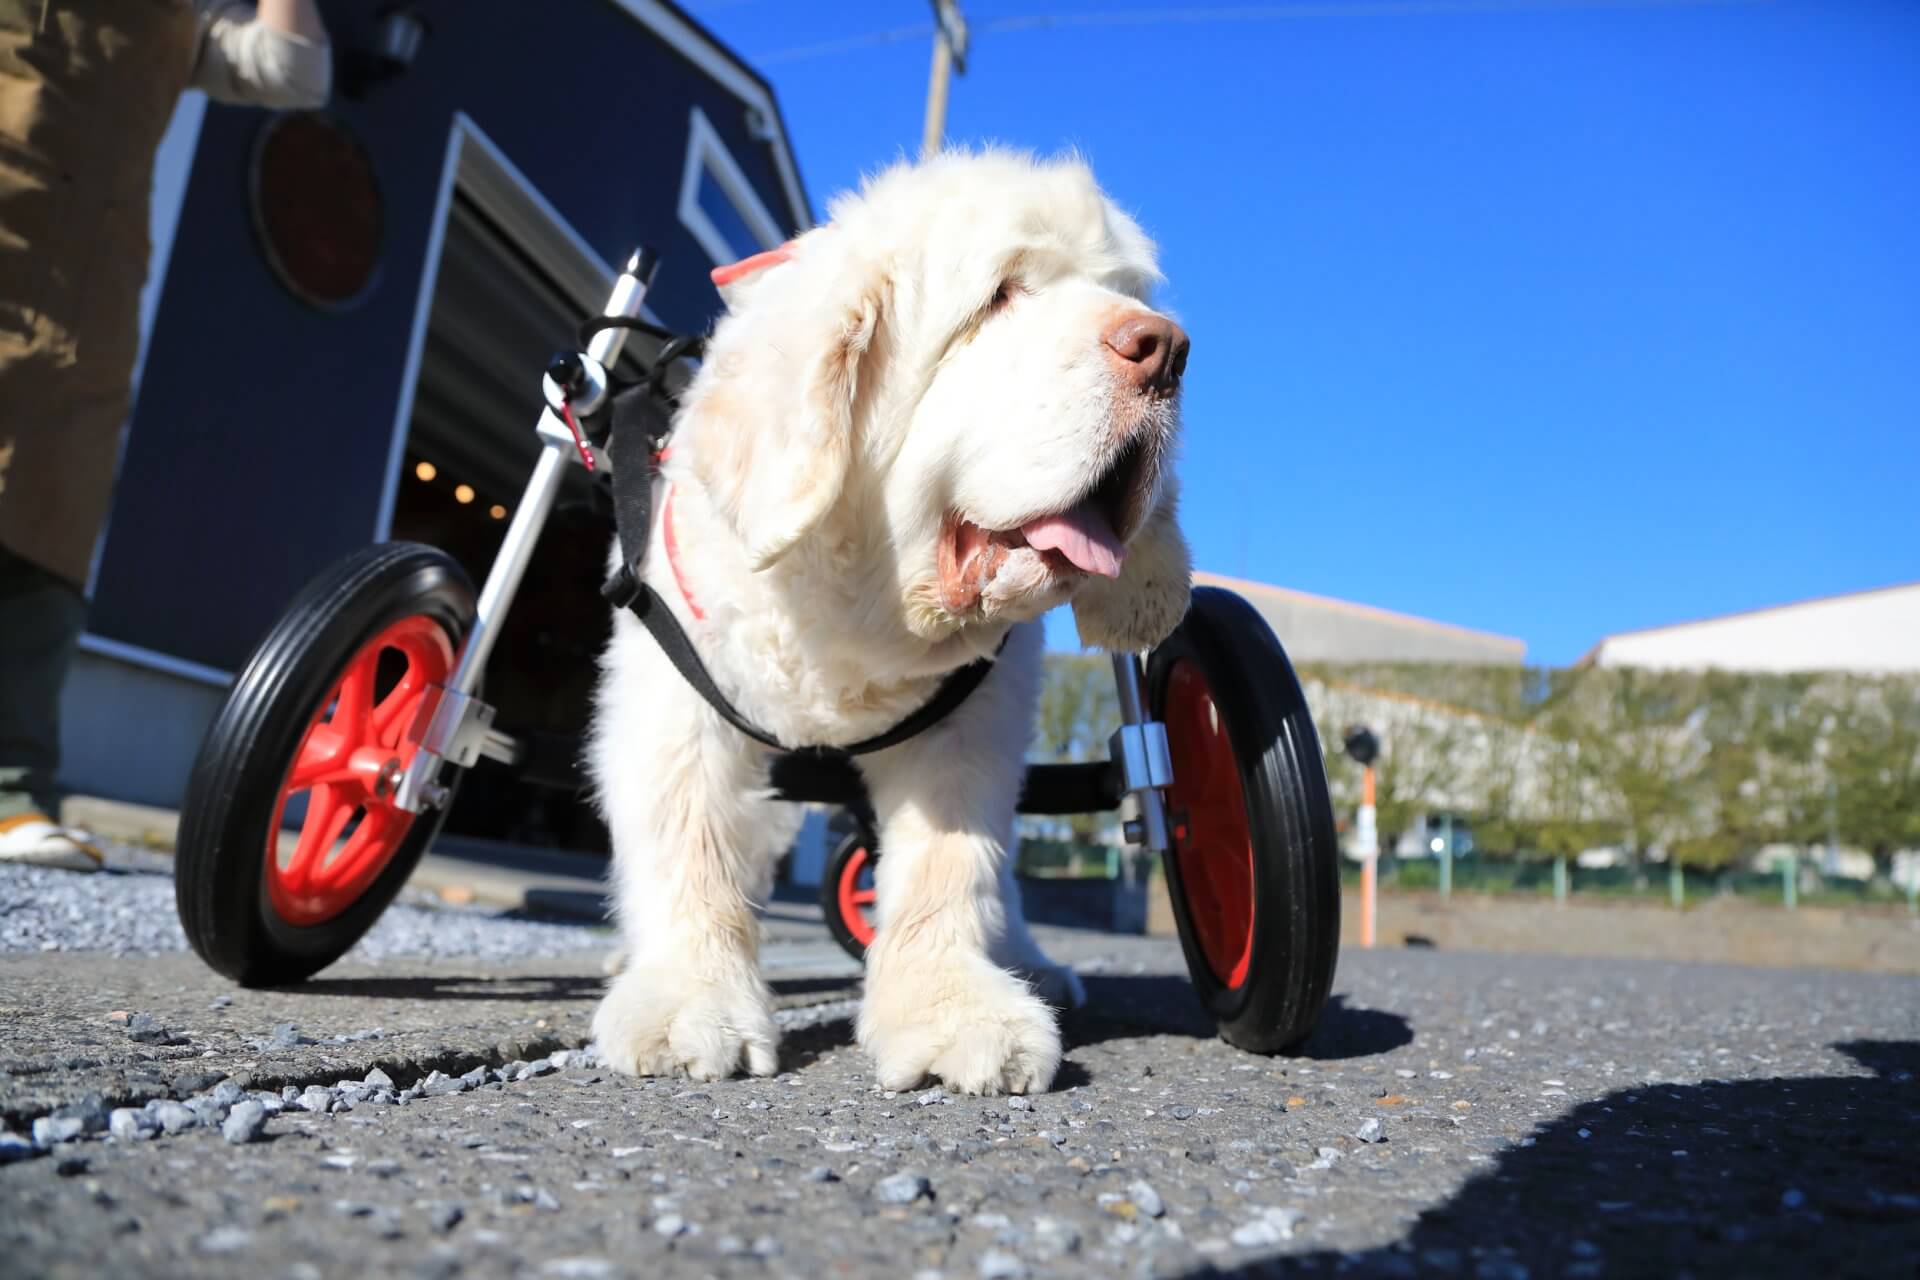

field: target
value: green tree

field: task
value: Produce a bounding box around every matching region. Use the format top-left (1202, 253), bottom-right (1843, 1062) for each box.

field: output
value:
top-left (1565, 668), bottom-right (1705, 871)
top-left (1669, 672), bottom-right (1770, 872)
top-left (1826, 676), bottom-right (1920, 876)
top-left (1372, 718), bottom-right (1466, 855)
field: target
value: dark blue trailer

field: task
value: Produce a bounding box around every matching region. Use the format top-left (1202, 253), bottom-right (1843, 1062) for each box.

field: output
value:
top-left (62, 0), bottom-right (811, 854)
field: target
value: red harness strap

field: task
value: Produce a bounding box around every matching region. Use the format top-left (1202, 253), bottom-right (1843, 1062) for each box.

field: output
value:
top-left (710, 244), bottom-right (794, 287)
top-left (661, 481), bottom-right (705, 622)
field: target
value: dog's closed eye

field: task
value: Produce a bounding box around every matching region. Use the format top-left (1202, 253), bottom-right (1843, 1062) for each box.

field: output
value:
top-left (949, 279), bottom-right (1028, 356)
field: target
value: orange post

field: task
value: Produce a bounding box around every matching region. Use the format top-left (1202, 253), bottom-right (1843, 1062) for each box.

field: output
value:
top-left (1359, 765), bottom-right (1378, 948)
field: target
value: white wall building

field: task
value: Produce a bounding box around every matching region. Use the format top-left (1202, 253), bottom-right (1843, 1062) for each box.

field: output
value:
top-left (1579, 582), bottom-right (1920, 674)
top-left (1195, 572), bottom-right (1526, 666)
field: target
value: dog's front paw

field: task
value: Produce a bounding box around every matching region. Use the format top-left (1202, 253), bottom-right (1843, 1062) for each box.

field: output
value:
top-left (592, 964), bottom-right (778, 1081)
top-left (858, 956), bottom-right (1061, 1095)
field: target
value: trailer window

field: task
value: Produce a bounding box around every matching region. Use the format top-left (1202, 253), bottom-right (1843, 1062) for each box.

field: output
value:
top-left (678, 105), bottom-right (785, 269)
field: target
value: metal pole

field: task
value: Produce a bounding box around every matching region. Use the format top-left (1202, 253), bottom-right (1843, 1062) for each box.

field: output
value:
top-left (921, 29), bottom-right (952, 159)
top-left (1669, 859), bottom-right (1684, 909)
top-left (1908, 858), bottom-right (1918, 917)
top-left (1783, 852), bottom-right (1797, 911)
top-left (1439, 811), bottom-right (1453, 900)
top-left (1553, 855), bottom-right (1568, 906)
top-left (922, 0), bottom-right (969, 159)
top-left (1824, 781), bottom-right (1839, 878)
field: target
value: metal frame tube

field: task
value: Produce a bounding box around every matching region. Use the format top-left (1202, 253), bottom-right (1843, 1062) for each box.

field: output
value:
top-left (467, 246), bottom-right (656, 698)
top-left (445, 439), bottom-right (571, 696)
top-left (395, 248), bottom-right (658, 811)
top-left (1110, 653), bottom-right (1170, 853)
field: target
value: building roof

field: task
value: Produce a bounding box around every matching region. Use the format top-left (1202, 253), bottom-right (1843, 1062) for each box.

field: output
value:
top-left (1193, 571), bottom-right (1527, 667)
top-left (614, 0), bottom-right (814, 228)
top-left (1577, 579), bottom-right (1920, 673)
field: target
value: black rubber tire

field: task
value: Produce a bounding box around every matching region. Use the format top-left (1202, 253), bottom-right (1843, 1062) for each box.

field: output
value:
top-left (821, 828), bottom-right (879, 963)
top-left (1147, 586), bottom-right (1341, 1054)
top-left (174, 543), bottom-right (475, 986)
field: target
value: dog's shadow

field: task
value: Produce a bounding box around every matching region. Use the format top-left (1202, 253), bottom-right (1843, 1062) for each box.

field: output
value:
top-left (1272, 1040), bottom-right (1920, 1278)
top-left (777, 974), bottom-right (1413, 1076)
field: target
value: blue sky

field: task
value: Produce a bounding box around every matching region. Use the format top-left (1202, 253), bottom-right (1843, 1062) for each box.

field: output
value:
top-left (688, 0), bottom-right (1919, 665)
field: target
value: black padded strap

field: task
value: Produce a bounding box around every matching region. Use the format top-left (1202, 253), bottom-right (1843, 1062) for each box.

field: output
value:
top-left (843, 641), bottom-right (1001, 755)
top-left (626, 581), bottom-right (1002, 757)
top-left (597, 389), bottom-right (677, 608)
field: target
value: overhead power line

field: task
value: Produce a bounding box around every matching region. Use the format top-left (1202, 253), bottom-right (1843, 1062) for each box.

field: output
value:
top-left (752, 0), bottom-right (1765, 66)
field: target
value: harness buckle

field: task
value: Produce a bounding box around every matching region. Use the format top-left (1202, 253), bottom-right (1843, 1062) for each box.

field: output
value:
top-left (600, 563), bottom-right (643, 609)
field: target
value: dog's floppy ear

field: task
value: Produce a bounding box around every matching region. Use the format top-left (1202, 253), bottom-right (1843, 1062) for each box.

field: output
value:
top-left (1071, 475), bottom-right (1192, 652)
top-left (690, 234), bottom-right (881, 570)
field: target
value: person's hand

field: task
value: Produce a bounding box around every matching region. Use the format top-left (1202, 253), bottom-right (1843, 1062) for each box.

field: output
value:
top-left (255, 0), bottom-right (327, 45)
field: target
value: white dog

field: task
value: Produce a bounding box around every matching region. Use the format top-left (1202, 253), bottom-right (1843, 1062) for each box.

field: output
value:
top-left (588, 150), bottom-right (1192, 1095)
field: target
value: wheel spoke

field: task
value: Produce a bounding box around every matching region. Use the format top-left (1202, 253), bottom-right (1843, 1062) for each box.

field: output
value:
top-left (323, 806), bottom-right (410, 895)
top-left (372, 661), bottom-right (425, 749)
top-left (1192, 707), bottom-right (1231, 806)
top-left (849, 888), bottom-right (877, 907)
top-left (332, 657), bottom-right (376, 745)
top-left (284, 783), bottom-right (356, 891)
top-left (287, 726), bottom-right (351, 790)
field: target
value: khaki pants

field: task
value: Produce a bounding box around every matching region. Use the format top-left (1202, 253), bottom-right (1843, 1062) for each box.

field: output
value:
top-left (0, 0), bottom-right (194, 807)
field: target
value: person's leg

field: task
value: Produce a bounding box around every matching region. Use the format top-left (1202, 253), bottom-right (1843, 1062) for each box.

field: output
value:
top-left (0, 541), bottom-right (98, 868)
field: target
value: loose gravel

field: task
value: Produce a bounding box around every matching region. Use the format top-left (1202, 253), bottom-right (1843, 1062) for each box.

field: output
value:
top-left (5, 852), bottom-right (1920, 1278)
top-left (0, 861), bottom-right (607, 961)
top-left (7, 1047), bottom-right (607, 1162)
top-left (6, 947), bottom-right (1910, 1278)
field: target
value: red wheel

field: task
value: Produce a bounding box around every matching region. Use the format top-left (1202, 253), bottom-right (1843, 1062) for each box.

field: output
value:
top-left (1162, 660), bottom-right (1256, 990)
top-left (176, 543), bottom-right (475, 986)
top-left (822, 829), bottom-right (879, 960)
top-left (1148, 587), bottom-right (1341, 1054)
top-left (264, 616), bottom-right (453, 927)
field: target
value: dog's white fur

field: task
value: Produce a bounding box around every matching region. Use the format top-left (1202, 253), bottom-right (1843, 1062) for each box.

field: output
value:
top-left (588, 150), bottom-right (1191, 1094)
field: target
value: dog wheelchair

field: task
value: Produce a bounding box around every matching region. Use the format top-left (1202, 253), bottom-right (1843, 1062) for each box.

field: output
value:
top-left (174, 250), bottom-right (1342, 1056)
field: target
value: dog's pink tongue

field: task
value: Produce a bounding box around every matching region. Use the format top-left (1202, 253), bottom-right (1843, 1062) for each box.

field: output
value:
top-left (1022, 501), bottom-right (1126, 578)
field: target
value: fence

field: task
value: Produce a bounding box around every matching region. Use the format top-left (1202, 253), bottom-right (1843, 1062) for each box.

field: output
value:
top-left (1021, 832), bottom-right (1920, 917)
top-left (1346, 853), bottom-right (1918, 912)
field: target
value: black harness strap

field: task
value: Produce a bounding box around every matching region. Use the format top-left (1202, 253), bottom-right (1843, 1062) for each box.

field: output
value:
top-left (596, 382), bottom-right (1000, 758)
top-left (599, 380), bottom-right (672, 603)
top-left (621, 581), bottom-right (1001, 756)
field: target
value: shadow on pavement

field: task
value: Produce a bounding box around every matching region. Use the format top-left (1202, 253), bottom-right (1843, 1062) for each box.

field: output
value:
top-left (1067, 979), bottom-right (1414, 1064)
top-left (291, 974), bottom-right (605, 1002)
top-left (770, 975), bottom-right (860, 998)
top-left (1205, 1040), bottom-right (1920, 1278)
top-left (1294, 996), bottom-right (1416, 1061)
top-left (512, 889), bottom-right (613, 923)
top-left (1067, 974), bottom-right (1216, 1044)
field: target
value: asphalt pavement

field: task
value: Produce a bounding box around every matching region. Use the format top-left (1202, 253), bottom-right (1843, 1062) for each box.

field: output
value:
top-left (4, 886), bottom-right (1918, 1280)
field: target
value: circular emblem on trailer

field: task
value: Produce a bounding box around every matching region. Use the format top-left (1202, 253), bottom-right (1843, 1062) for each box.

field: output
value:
top-left (249, 112), bottom-right (383, 311)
